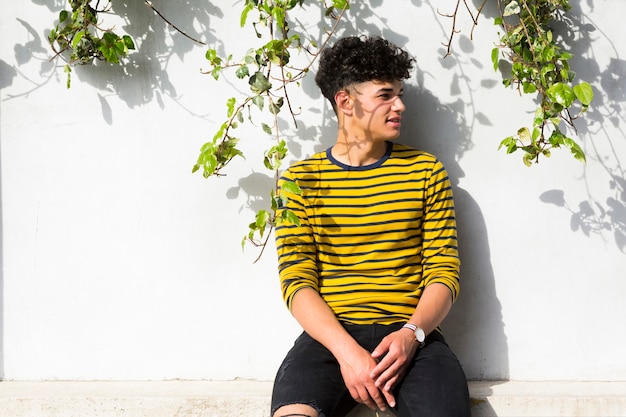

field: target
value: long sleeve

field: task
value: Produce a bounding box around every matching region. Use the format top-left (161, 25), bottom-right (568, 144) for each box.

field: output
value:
top-left (421, 159), bottom-right (461, 302)
top-left (275, 168), bottom-right (319, 310)
top-left (274, 144), bottom-right (461, 324)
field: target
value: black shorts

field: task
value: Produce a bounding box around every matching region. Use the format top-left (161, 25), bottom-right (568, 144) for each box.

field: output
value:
top-left (270, 323), bottom-right (470, 417)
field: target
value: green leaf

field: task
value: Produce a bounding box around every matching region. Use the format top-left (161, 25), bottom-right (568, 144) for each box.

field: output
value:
top-left (254, 210), bottom-right (271, 236)
top-left (532, 127), bottom-right (541, 143)
top-left (273, 6), bottom-right (286, 30)
top-left (122, 35), bottom-right (135, 50)
top-left (280, 209), bottom-right (301, 226)
top-left (265, 39), bottom-right (290, 65)
top-left (562, 137), bottom-right (586, 162)
top-left (203, 153), bottom-right (218, 177)
top-left (205, 48), bottom-right (217, 61)
top-left (549, 116), bottom-right (561, 127)
top-left (253, 95), bottom-right (264, 110)
top-left (546, 83), bottom-right (576, 107)
top-left (281, 180), bottom-right (302, 195)
top-left (573, 82), bottom-right (593, 106)
top-left (71, 30), bottom-right (85, 49)
top-left (332, 0), bottom-right (349, 10)
top-left (64, 64), bottom-right (71, 89)
top-left (503, 1), bottom-right (520, 16)
top-left (541, 63), bottom-right (555, 79)
top-left (235, 65), bottom-right (249, 79)
top-left (270, 97), bottom-right (284, 115)
top-left (113, 39), bottom-right (126, 55)
top-left (48, 28), bottom-right (57, 43)
top-left (522, 81), bottom-right (537, 94)
top-left (249, 71), bottom-right (272, 94)
top-left (491, 47), bottom-right (499, 72)
top-left (226, 97), bottom-right (236, 117)
top-left (240, 2), bottom-right (254, 27)
top-left (522, 152), bottom-right (534, 167)
top-left (517, 127), bottom-right (531, 143)
top-left (548, 129), bottom-right (565, 147)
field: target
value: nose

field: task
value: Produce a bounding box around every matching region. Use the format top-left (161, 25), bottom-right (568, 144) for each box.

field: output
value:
top-left (392, 96), bottom-right (405, 112)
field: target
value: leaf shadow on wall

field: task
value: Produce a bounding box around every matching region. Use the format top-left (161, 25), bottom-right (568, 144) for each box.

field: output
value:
top-left (401, 78), bottom-right (508, 381)
top-left (538, 0), bottom-right (626, 254)
top-left (17, 1), bottom-right (221, 120)
top-left (227, 0), bottom-right (509, 382)
top-left (407, 0), bottom-right (510, 382)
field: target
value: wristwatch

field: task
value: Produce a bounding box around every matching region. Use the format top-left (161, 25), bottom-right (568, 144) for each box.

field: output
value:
top-left (402, 322), bottom-right (426, 347)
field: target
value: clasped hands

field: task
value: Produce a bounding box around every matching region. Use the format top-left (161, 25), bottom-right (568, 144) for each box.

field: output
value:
top-left (340, 328), bottom-right (418, 411)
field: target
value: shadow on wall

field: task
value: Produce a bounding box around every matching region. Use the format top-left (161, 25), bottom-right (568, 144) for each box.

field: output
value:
top-left (538, 0), bottom-right (626, 254)
top-left (469, 0), bottom-right (626, 254)
top-left (0, 58), bottom-right (16, 381)
top-left (3, 0), bottom-right (508, 382)
top-left (404, 0), bottom-right (509, 379)
top-left (13, 1), bottom-right (221, 118)
top-left (402, 80), bottom-right (508, 380)
top-left (222, 1), bottom-right (509, 381)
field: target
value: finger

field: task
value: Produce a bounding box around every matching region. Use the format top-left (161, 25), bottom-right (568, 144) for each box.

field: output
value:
top-left (370, 352), bottom-right (398, 379)
top-left (352, 385), bottom-right (377, 410)
top-left (371, 338), bottom-right (391, 359)
top-left (370, 358), bottom-right (389, 379)
top-left (367, 385), bottom-right (388, 411)
top-left (372, 357), bottom-right (400, 384)
top-left (383, 374), bottom-right (400, 393)
top-left (381, 387), bottom-right (396, 408)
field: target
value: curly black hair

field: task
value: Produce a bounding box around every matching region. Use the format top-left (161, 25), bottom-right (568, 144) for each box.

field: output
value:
top-left (315, 36), bottom-right (415, 111)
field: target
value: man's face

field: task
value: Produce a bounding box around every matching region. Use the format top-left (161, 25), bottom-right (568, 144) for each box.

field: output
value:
top-left (346, 79), bottom-right (406, 141)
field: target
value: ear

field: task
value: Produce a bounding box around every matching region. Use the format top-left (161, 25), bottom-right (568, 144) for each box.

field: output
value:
top-left (334, 90), bottom-right (353, 116)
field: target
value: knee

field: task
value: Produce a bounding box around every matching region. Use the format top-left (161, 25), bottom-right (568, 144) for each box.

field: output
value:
top-left (272, 403), bottom-right (319, 417)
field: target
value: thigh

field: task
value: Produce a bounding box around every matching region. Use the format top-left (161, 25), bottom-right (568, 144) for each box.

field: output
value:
top-left (393, 332), bottom-right (471, 417)
top-left (271, 332), bottom-right (348, 417)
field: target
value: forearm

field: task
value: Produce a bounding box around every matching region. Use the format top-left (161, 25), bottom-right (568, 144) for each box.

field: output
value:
top-left (290, 287), bottom-right (363, 362)
top-left (406, 283), bottom-right (453, 336)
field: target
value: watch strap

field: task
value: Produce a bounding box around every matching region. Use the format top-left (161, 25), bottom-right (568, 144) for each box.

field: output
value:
top-left (401, 322), bottom-right (426, 347)
top-left (402, 322), bottom-right (418, 332)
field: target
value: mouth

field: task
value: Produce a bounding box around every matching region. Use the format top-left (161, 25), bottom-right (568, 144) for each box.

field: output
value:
top-left (387, 116), bottom-right (402, 127)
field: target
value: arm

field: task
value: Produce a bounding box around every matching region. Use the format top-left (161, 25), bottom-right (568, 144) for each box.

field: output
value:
top-left (276, 171), bottom-right (391, 411)
top-left (290, 287), bottom-right (390, 411)
top-left (370, 159), bottom-right (460, 399)
top-left (370, 283), bottom-right (453, 395)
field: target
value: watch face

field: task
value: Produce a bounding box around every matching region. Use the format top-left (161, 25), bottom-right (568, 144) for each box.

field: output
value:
top-left (415, 327), bottom-right (425, 342)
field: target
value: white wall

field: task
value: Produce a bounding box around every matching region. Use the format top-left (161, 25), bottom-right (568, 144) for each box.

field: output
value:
top-left (1, 0), bottom-right (625, 382)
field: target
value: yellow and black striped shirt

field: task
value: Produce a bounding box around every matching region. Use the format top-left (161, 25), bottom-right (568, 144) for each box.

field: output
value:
top-left (275, 141), bottom-right (460, 325)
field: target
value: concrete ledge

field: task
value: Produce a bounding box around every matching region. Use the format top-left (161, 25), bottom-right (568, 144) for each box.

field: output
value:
top-left (1, 380), bottom-right (625, 417)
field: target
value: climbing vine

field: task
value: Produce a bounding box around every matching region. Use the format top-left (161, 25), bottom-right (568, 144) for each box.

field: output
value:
top-left (48, 0), bottom-right (135, 88)
top-left (493, 0), bottom-right (593, 165)
top-left (442, 0), bottom-right (593, 166)
top-left (46, 0), bottom-right (594, 255)
top-left (193, 0), bottom-right (348, 257)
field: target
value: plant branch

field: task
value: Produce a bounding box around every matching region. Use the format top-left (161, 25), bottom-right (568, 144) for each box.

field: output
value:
top-left (144, 0), bottom-right (206, 45)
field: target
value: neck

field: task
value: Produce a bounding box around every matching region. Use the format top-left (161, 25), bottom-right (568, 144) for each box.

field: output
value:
top-left (331, 134), bottom-right (388, 167)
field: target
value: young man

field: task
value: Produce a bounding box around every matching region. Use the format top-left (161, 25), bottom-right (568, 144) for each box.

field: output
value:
top-left (271, 36), bottom-right (470, 417)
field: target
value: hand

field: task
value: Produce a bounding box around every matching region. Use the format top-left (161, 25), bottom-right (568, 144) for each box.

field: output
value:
top-left (369, 329), bottom-right (419, 407)
top-left (339, 345), bottom-right (389, 411)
